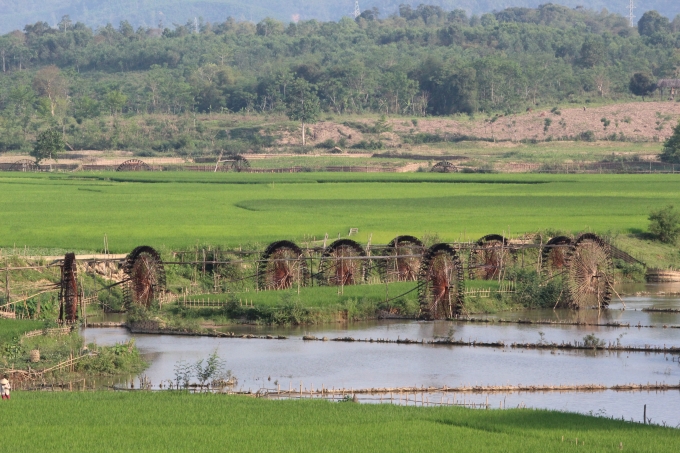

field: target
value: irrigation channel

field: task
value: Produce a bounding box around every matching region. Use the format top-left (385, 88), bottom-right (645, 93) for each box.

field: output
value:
top-left (75, 283), bottom-right (680, 427)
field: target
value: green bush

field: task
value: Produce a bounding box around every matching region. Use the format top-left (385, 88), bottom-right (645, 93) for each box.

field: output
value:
top-left (508, 268), bottom-right (565, 309)
top-left (659, 121), bottom-right (680, 163)
top-left (648, 205), bottom-right (680, 244)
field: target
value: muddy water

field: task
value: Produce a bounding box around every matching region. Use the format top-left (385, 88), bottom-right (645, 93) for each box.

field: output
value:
top-left (82, 287), bottom-right (680, 427)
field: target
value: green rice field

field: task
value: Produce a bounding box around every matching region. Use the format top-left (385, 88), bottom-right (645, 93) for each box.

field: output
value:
top-left (0, 319), bottom-right (46, 343)
top-left (1, 172), bottom-right (679, 252)
top-left (3, 392), bottom-right (676, 453)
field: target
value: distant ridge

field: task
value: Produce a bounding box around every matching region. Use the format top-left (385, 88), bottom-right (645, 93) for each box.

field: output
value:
top-left (0, 0), bottom-right (677, 33)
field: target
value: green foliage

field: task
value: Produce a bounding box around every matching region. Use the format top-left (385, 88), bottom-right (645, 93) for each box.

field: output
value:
top-left (0, 3), bottom-right (676, 156)
top-left (285, 78), bottom-right (320, 145)
top-left (508, 268), bottom-right (565, 309)
top-left (3, 393), bottom-right (679, 452)
top-left (194, 350), bottom-right (227, 386)
top-left (659, 121), bottom-right (680, 163)
top-left (629, 73), bottom-right (656, 99)
top-left (648, 205), bottom-right (680, 244)
top-left (543, 118), bottom-right (552, 133)
top-left (614, 260), bottom-right (646, 283)
top-left (30, 129), bottom-right (64, 164)
top-left (582, 333), bottom-right (606, 348)
top-left (638, 11), bottom-right (671, 37)
top-left (0, 319), bottom-right (47, 345)
top-left (76, 340), bottom-right (146, 375)
top-left (577, 130), bottom-right (596, 142)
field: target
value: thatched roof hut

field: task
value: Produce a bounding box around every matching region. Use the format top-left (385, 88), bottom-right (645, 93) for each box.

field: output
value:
top-left (657, 79), bottom-right (680, 89)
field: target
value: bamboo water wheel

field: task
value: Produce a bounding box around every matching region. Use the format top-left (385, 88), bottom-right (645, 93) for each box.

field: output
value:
top-left (381, 235), bottom-right (424, 282)
top-left (317, 239), bottom-right (366, 286)
top-left (541, 236), bottom-right (572, 276)
top-left (123, 246), bottom-right (166, 308)
top-left (565, 233), bottom-right (613, 309)
top-left (59, 253), bottom-right (79, 323)
top-left (418, 243), bottom-right (464, 320)
top-left (258, 240), bottom-right (309, 290)
top-left (468, 234), bottom-right (511, 280)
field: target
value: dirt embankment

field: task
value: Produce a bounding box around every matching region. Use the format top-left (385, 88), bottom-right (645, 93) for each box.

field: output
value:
top-left (278, 102), bottom-right (680, 147)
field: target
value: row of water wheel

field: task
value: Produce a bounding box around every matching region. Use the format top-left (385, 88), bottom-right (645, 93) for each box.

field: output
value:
top-left (57, 232), bottom-right (613, 322)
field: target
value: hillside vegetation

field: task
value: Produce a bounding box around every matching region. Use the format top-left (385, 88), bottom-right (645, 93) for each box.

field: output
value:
top-left (0, 5), bottom-right (679, 155)
top-left (1, 1), bottom-right (679, 34)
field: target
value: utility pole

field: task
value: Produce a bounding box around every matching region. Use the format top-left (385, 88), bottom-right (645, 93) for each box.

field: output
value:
top-left (354, 1), bottom-right (361, 19)
top-left (628, 0), bottom-right (636, 27)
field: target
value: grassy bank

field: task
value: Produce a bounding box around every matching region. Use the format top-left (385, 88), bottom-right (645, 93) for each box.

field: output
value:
top-left (0, 319), bottom-right (47, 343)
top-left (3, 392), bottom-right (676, 453)
top-left (1, 172), bottom-right (680, 252)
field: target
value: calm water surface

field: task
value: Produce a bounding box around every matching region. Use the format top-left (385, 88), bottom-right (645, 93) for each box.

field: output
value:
top-left (83, 287), bottom-right (680, 427)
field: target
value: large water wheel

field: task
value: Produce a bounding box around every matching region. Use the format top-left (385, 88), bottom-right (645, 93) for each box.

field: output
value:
top-left (418, 243), bottom-right (464, 320)
top-left (59, 253), bottom-right (79, 323)
top-left (317, 239), bottom-right (366, 286)
top-left (226, 154), bottom-right (250, 172)
top-left (431, 161), bottom-right (456, 173)
top-left (258, 240), bottom-right (309, 290)
top-left (9, 159), bottom-right (40, 172)
top-left (468, 234), bottom-right (511, 280)
top-left (565, 233), bottom-right (613, 310)
top-left (123, 246), bottom-right (166, 308)
top-left (380, 235), bottom-right (424, 282)
top-left (116, 159), bottom-right (151, 172)
top-left (541, 236), bottom-right (572, 276)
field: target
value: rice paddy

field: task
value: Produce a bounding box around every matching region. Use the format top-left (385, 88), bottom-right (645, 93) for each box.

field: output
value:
top-left (0, 172), bottom-right (678, 253)
top-left (2, 392), bottom-right (676, 452)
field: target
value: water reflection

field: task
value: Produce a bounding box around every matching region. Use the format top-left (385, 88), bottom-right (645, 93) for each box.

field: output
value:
top-left (80, 283), bottom-right (680, 427)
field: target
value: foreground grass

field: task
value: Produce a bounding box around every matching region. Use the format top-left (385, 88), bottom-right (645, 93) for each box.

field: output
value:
top-left (0, 319), bottom-right (46, 343)
top-left (3, 392), bottom-right (675, 453)
top-left (1, 172), bottom-right (679, 253)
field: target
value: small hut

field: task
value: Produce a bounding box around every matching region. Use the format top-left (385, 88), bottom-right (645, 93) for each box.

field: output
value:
top-left (657, 79), bottom-right (680, 100)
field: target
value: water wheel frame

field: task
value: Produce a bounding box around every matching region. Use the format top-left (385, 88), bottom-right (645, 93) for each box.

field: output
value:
top-left (380, 235), bottom-right (424, 282)
top-left (8, 159), bottom-right (40, 172)
top-left (227, 154), bottom-right (250, 172)
top-left (418, 243), bottom-right (465, 320)
top-left (564, 233), bottom-right (613, 310)
top-left (317, 239), bottom-right (366, 286)
top-left (123, 246), bottom-right (166, 309)
top-left (59, 253), bottom-right (79, 323)
top-left (116, 159), bottom-right (151, 172)
top-left (257, 240), bottom-right (309, 290)
top-left (468, 234), bottom-right (511, 280)
top-left (431, 161), bottom-right (456, 173)
top-left (541, 236), bottom-right (572, 276)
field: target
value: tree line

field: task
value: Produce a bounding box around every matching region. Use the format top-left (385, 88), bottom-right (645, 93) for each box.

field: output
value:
top-left (0, 3), bottom-right (678, 153)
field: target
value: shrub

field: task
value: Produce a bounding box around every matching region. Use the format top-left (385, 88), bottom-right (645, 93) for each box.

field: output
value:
top-left (578, 130), bottom-right (596, 142)
top-left (315, 139), bottom-right (336, 149)
top-left (659, 121), bottom-right (680, 163)
top-left (582, 333), bottom-right (606, 348)
top-left (648, 205), bottom-right (680, 244)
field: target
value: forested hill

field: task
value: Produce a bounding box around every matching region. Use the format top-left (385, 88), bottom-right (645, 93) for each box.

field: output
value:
top-left (0, 1), bottom-right (678, 34)
top-left (0, 4), bottom-right (678, 153)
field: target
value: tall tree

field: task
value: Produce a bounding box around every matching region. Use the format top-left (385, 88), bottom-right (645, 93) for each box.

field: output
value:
top-left (32, 65), bottom-right (67, 116)
top-left (638, 11), bottom-right (670, 37)
top-left (629, 73), bottom-right (656, 100)
top-left (31, 129), bottom-right (64, 164)
top-left (285, 78), bottom-right (320, 146)
top-left (660, 121), bottom-right (680, 163)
